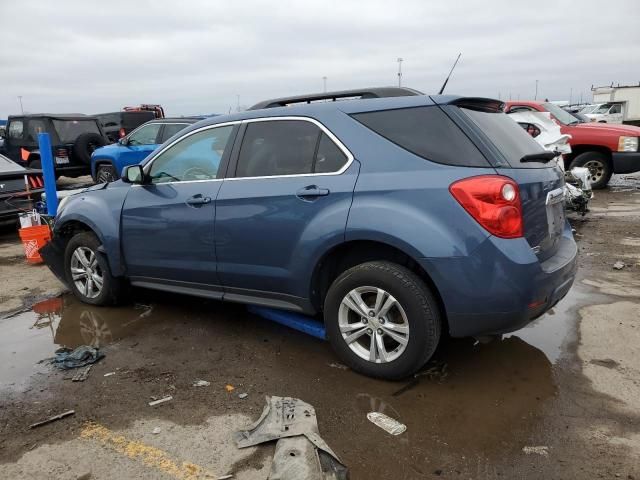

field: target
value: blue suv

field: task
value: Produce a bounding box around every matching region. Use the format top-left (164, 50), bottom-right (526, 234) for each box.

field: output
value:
top-left (91, 118), bottom-right (200, 183)
top-left (42, 88), bottom-right (577, 379)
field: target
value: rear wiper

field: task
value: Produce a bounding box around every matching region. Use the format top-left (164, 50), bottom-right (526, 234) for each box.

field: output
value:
top-left (520, 152), bottom-right (557, 163)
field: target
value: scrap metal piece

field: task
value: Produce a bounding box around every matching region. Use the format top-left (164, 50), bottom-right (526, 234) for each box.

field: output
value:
top-left (234, 396), bottom-right (348, 480)
top-left (148, 396), bottom-right (173, 407)
top-left (30, 410), bottom-right (75, 429)
top-left (366, 412), bottom-right (407, 435)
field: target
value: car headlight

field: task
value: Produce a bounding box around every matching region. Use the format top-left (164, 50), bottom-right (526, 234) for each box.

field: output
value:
top-left (618, 136), bottom-right (639, 152)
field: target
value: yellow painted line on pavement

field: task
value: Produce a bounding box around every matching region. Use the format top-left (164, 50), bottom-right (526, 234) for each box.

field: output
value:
top-left (80, 422), bottom-right (215, 479)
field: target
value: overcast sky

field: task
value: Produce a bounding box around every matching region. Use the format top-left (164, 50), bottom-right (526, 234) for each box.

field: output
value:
top-left (1, 0), bottom-right (639, 118)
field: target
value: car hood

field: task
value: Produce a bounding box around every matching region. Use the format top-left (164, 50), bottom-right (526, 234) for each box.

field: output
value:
top-left (571, 122), bottom-right (640, 136)
top-left (92, 143), bottom-right (122, 157)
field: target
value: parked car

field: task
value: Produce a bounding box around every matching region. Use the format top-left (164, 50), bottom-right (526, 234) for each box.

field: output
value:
top-left (41, 88), bottom-right (577, 380)
top-left (94, 111), bottom-right (157, 143)
top-left (0, 153), bottom-right (44, 221)
top-left (584, 102), bottom-right (623, 124)
top-left (90, 118), bottom-right (201, 182)
top-left (0, 114), bottom-right (108, 177)
top-left (505, 101), bottom-right (640, 188)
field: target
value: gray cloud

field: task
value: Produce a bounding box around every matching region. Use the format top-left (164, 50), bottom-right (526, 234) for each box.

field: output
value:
top-left (1, 0), bottom-right (639, 118)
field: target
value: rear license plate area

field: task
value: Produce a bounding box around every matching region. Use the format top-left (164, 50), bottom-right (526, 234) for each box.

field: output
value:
top-left (55, 156), bottom-right (69, 165)
top-left (545, 188), bottom-right (565, 238)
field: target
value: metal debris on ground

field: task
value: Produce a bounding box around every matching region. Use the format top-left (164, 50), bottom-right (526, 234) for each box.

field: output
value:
top-left (103, 372), bottom-right (116, 377)
top-left (148, 396), bottom-right (173, 407)
top-left (51, 346), bottom-right (104, 370)
top-left (234, 396), bottom-right (348, 480)
top-left (367, 412), bottom-right (407, 436)
top-left (238, 393), bottom-right (248, 399)
top-left (152, 427), bottom-right (161, 434)
top-left (522, 446), bottom-right (549, 456)
top-left (29, 410), bottom-right (75, 429)
top-left (71, 365), bottom-right (92, 382)
top-left (193, 380), bottom-right (210, 387)
top-left (225, 384), bottom-right (235, 392)
top-left (613, 261), bottom-right (626, 270)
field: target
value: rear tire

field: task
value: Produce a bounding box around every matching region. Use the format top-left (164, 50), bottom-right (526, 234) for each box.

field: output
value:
top-left (324, 261), bottom-right (441, 380)
top-left (96, 164), bottom-right (117, 183)
top-left (569, 152), bottom-right (612, 189)
top-left (64, 232), bottom-right (124, 306)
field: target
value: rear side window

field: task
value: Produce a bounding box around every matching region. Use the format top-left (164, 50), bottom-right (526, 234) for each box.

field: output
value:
top-left (8, 121), bottom-right (23, 139)
top-left (161, 123), bottom-right (189, 142)
top-left (52, 120), bottom-right (101, 143)
top-left (236, 120), bottom-right (347, 178)
top-left (462, 108), bottom-right (547, 168)
top-left (351, 106), bottom-right (488, 167)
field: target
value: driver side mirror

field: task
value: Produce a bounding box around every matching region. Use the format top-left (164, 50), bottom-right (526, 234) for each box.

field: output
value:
top-left (122, 165), bottom-right (145, 184)
top-left (118, 137), bottom-right (129, 146)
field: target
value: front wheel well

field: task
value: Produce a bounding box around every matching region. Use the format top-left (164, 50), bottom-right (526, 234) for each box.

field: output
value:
top-left (564, 146), bottom-right (611, 168)
top-left (57, 220), bottom-right (96, 245)
top-left (310, 240), bottom-right (448, 332)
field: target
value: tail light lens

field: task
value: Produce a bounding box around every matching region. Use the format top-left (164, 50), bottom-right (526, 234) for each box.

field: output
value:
top-left (449, 175), bottom-right (523, 239)
top-left (119, 128), bottom-right (126, 138)
top-left (55, 147), bottom-right (68, 158)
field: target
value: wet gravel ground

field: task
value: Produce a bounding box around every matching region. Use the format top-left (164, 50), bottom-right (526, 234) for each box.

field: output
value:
top-left (0, 174), bottom-right (639, 479)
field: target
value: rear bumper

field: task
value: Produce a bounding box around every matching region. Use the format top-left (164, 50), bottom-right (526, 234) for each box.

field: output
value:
top-left (612, 151), bottom-right (640, 174)
top-left (421, 222), bottom-right (578, 338)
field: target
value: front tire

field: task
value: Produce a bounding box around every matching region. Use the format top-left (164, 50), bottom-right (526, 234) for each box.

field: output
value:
top-left (64, 232), bottom-right (124, 306)
top-left (96, 164), bottom-right (117, 183)
top-left (324, 261), bottom-right (441, 380)
top-left (569, 152), bottom-right (612, 189)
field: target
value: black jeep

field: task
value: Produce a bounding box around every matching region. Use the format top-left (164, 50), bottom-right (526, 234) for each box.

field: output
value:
top-left (0, 114), bottom-right (108, 177)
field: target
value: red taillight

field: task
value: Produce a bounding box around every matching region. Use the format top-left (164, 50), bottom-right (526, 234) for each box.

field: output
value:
top-left (449, 175), bottom-right (523, 239)
top-left (119, 128), bottom-right (126, 138)
top-left (55, 148), bottom-right (68, 158)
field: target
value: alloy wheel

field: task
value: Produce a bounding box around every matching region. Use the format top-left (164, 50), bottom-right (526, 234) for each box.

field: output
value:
top-left (584, 159), bottom-right (605, 183)
top-left (338, 286), bottom-right (410, 363)
top-left (70, 246), bottom-right (104, 299)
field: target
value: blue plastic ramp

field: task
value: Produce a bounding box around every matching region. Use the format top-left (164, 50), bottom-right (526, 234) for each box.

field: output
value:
top-left (247, 306), bottom-right (326, 340)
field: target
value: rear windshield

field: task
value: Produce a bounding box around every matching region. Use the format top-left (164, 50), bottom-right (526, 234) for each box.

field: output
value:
top-left (462, 108), bottom-right (549, 168)
top-left (52, 119), bottom-right (101, 143)
top-left (351, 106), bottom-right (490, 167)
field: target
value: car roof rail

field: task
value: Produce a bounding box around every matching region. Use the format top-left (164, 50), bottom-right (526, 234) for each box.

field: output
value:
top-left (248, 87), bottom-right (424, 110)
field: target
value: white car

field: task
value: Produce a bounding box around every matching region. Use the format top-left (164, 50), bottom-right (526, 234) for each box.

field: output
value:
top-left (584, 103), bottom-right (623, 123)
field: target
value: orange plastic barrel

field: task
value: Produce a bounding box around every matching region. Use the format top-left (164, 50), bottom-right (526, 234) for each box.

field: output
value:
top-left (18, 225), bottom-right (52, 264)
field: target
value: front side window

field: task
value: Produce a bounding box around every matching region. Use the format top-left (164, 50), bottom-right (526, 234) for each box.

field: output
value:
top-left (610, 104), bottom-right (622, 114)
top-left (128, 123), bottom-right (162, 146)
top-left (160, 123), bottom-right (190, 143)
top-left (148, 125), bottom-right (233, 184)
top-left (8, 121), bottom-right (23, 139)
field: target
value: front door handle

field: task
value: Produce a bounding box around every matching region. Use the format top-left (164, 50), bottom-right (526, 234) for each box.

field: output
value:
top-left (296, 185), bottom-right (330, 200)
top-left (186, 194), bottom-right (212, 207)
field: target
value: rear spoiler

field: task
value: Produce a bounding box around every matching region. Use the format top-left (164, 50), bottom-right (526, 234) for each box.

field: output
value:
top-left (447, 97), bottom-right (505, 113)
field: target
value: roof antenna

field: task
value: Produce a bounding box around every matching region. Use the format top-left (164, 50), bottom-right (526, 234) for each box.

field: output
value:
top-left (438, 53), bottom-right (462, 95)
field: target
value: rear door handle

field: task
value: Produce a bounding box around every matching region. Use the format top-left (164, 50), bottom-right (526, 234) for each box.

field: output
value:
top-left (296, 185), bottom-right (330, 200)
top-left (186, 194), bottom-right (212, 206)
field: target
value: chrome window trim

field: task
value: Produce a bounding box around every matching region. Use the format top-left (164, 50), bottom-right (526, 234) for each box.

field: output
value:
top-left (226, 116), bottom-right (354, 181)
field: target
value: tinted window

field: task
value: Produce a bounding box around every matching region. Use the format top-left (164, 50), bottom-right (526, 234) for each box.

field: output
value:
top-left (236, 120), bottom-right (319, 177)
top-left (160, 123), bottom-right (190, 143)
top-left (508, 106), bottom-right (537, 113)
top-left (314, 133), bottom-right (348, 173)
top-left (52, 119), bottom-right (101, 143)
top-left (98, 113), bottom-right (120, 128)
top-left (352, 106), bottom-right (488, 167)
top-left (26, 119), bottom-right (47, 142)
top-left (463, 108), bottom-right (547, 168)
top-left (128, 123), bottom-right (161, 145)
top-left (610, 104), bottom-right (621, 114)
top-left (148, 125), bottom-right (233, 184)
top-left (8, 121), bottom-right (23, 139)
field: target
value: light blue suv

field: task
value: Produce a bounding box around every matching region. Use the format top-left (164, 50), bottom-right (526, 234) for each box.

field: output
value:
top-left (90, 118), bottom-right (199, 183)
top-left (42, 88), bottom-right (577, 379)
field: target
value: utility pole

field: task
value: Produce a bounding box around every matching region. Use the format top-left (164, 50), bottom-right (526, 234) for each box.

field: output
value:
top-left (534, 80), bottom-right (538, 100)
top-left (397, 58), bottom-right (403, 87)
top-left (322, 76), bottom-right (327, 93)
top-left (17, 96), bottom-right (24, 114)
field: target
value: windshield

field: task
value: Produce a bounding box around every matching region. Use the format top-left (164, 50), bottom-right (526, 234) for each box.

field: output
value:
top-left (593, 104), bottom-right (613, 114)
top-left (581, 105), bottom-right (598, 114)
top-left (542, 102), bottom-right (580, 125)
top-left (52, 119), bottom-right (101, 143)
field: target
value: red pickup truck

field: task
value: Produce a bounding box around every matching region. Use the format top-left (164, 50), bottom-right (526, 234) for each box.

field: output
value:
top-left (505, 101), bottom-right (640, 189)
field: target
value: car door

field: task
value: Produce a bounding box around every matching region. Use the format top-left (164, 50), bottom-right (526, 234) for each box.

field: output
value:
top-left (608, 104), bottom-right (623, 124)
top-left (120, 123), bottom-right (163, 167)
top-left (215, 118), bottom-right (358, 306)
top-left (121, 123), bottom-right (238, 292)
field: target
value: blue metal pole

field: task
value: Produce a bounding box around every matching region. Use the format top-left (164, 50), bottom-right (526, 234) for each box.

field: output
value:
top-left (37, 133), bottom-right (58, 217)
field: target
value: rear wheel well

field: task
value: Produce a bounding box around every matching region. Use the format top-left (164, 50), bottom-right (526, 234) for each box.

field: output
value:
top-left (311, 240), bottom-right (448, 331)
top-left (564, 145), bottom-right (611, 168)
